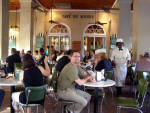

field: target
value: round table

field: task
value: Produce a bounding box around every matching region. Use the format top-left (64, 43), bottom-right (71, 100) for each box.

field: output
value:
top-left (84, 79), bottom-right (116, 88)
top-left (0, 78), bottom-right (22, 113)
top-left (84, 79), bottom-right (116, 113)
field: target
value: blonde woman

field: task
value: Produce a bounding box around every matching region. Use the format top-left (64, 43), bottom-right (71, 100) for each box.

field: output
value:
top-left (94, 51), bottom-right (112, 71)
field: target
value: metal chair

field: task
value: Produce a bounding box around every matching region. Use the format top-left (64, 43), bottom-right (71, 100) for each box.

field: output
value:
top-left (49, 70), bottom-right (77, 113)
top-left (18, 84), bottom-right (48, 113)
top-left (116, 79), bottom-right (149, 113)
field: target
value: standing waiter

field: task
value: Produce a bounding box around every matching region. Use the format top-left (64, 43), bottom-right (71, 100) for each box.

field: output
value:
top-left (111, 38), bottom-right (131, 96)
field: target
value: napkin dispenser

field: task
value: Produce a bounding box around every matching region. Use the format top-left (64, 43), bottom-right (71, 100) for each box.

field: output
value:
top-left (96, 69), bottom-right (105, 81)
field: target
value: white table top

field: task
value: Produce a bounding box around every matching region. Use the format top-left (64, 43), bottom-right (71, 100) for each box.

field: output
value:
top-left (84, 79), bottom-right (116, 88)
top-left (0, 78), bottom-right (22, 86)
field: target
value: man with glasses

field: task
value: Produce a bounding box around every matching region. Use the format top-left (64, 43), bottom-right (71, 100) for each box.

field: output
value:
top-left (57, 50), bottom-right (95, 113)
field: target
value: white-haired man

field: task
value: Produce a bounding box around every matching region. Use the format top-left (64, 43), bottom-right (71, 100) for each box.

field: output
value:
top-left (111, 38), bottom-right (131, 96)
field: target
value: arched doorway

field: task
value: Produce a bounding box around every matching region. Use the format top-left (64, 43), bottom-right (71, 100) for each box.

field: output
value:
top-left (48, 23), bottom-right (71, 52)
top-left (83, 24), bottom-right (106, 52)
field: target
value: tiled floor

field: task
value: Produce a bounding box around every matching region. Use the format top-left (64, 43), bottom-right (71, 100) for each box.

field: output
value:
top-left (0, 85), bottom-right (150, 113)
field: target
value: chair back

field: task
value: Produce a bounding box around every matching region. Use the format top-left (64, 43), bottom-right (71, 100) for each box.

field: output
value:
top-left (25, 84), bottom-right (48, 105)
top-left (14, 63), bottom-right (23, 70)
top-left (136, 71), bottom-right (150, 81)
top-left (131, 66), bottom-right (136, 78)
top-left (105, 70), bottom-right (113, 80)
top-left (50, 70), bottom-right (60, 93)
top-left (137, 79), bottom-right (149, 108)
top-left (14, 63), bottom-right (23, 80)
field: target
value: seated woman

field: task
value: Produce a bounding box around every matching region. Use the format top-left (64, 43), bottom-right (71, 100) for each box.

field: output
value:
top-left (83, 51), bottom-right (91, 63)
top-left (12, 54), bottom-right (50, 112)
top-left (94, 51), bottom-right (112, 72)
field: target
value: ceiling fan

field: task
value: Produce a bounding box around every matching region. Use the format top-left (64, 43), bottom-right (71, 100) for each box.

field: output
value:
top-left (49, 0), bottom-right (59, 24)
top-left (88, 9), bottom-right (107, 26)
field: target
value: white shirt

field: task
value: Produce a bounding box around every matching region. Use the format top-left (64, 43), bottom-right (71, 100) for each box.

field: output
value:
top-left (111, 47), bottom-right (131, 65)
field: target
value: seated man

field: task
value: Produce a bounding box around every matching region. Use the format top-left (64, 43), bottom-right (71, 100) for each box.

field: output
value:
top-left (136, 52), bottom-right (150, 72)
top-left (4, 48), bottom-right (21, 73)
top-left (57, 51), bottom-right (95, 113)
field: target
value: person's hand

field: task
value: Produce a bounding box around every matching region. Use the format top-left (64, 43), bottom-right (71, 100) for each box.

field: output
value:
top-left (89, 77), bottom-right (96, 83)
top-left (86, 76), bottom-right (96, 83)
top-left (127, 60), bottom-right (131, 64)
top-left (112, 61), bottom-right (116, 68)
top-left (0, 69), bottom-right (4, 72)
top-left (44, 56), bottom-right (48, 63)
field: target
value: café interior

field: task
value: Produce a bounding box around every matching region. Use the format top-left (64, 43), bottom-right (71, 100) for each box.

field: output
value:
top-left (0, 0), bottom-right (150, 113)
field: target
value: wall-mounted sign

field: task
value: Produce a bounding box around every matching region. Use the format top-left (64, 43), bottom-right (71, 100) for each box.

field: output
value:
top-left (110, 34), bottom-right (117, 49)
top-left (36, 35), bottom-right (45, 48)
top-left (62, 14), bottom-right (94, 19)
top-left (9, 38), bottom-right (16, 49)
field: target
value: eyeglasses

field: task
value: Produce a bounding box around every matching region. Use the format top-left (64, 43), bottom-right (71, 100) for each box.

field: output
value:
top-left (72, 56), bottom-right (80, 58)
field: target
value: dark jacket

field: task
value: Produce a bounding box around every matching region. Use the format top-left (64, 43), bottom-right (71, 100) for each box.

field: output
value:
top-left (6, 53), bottom-right (21, 73)
top-left (95, 59), bottom-right (112, 71)
top-left (55, 56), bottom-right (70, 72)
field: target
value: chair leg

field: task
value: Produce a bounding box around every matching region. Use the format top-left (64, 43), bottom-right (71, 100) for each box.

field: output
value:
top-left (36, 106), bottom-right (38, 113)
top-left (138, 109), bottom-right (143, 113)
top-left (42, 105), bottom-right (47, 113)
top-left (61, 103), bottom-right (63, 113)
top-left (109, 87), bottom-right (114, 104)
top-left (100, 93), bottom-right (105, 113)
top-left (117, 107), bottom-right (121, 113)
top-left (20, 107), bottom-right (25, 113)
top-left (87, 102), bottom-right (90, 113)
top-left (73, 103), bottom-right (75, 113)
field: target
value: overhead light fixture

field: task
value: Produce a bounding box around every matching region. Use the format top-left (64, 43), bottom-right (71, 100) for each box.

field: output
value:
top-left (9, 7), bottom-right (19, 39)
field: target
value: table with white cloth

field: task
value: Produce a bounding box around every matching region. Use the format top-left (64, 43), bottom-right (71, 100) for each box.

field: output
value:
top-left (84, 79), bottom-right (116, 113)
top-left (0, 78), bottom-right (22, 113)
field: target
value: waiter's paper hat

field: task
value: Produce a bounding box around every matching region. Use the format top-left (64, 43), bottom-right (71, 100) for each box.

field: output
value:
top-left (95, 49), bottom-right (106, 55)
top-left (116, 38), bottom-right (124, 43)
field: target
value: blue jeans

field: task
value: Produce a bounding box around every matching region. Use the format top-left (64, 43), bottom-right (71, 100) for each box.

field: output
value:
top-left (75, 84), bottom-right (84, 91)
top-left (0, 89), bottom-right (5, 106)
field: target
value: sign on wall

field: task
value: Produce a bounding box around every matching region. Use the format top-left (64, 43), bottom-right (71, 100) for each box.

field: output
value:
top-left (110, 34), bottom-right (117, 49)
top-left (36, 34), bottom-right (45, 48)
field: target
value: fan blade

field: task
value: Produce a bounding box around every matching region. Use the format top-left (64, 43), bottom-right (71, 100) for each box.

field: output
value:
top-left (49, 20), bottom-right (59, 24)
top-left (96, 21), bottom-right (107, 25)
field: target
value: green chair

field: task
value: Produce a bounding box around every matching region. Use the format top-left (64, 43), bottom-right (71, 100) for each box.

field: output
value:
top-left (18, 84), bottom-right (48, 113)
top-left (116, 79), bottom-right (149, 113)
top-left (133, 71), bottom-right (149, 97)
top-left (14, 63), bottom-right (23, 70)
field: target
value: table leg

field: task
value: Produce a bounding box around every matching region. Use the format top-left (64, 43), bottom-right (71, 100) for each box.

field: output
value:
top-left (94, 87), bottom-right (99, 113)
top-left (10, 86), bottom-right (15, 113)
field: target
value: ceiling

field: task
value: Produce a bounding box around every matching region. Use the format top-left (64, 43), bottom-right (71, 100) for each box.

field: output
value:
top-left (9, 0), bottom-right (117, 11)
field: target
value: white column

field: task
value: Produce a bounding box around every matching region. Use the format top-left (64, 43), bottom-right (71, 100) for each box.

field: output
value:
top-left (20, 0), bottom-right (33, 52)
top-left (133, 0), bottom-right (150, 60)
top-left (0, 0), bottom-right (9, 60)
top-left (119, 0), bottom-right (132, 49)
